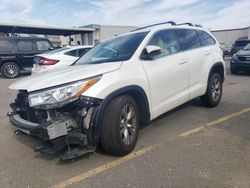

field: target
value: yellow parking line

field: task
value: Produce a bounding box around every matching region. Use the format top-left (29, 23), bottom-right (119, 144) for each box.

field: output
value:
top-left (179, 125), bottom-right (205, 137)
top-left (52, 144), bottom-right (158, 188)
top-left (179, 107), bottom-right (250, 137)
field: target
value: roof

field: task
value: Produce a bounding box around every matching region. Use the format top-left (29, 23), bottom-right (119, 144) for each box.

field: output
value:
top-left (0, 23), bottom-right (95, 36)
top-left (64, 45), bottom-right (93, 49)
top-left (130, 24), bottom-right (205, 34)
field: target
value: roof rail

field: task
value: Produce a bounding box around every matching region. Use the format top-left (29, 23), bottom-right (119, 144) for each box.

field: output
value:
top-left (132, 21), bottom-right (176, 32)
top-left (176, 22), bottom-right (194, 26)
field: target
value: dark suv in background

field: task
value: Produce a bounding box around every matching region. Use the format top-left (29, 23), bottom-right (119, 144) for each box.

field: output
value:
top-left (230, 43), bottom-right (250, 74)
top-left (0, 37), bottom-right (53, 78)
top-left (230, 39), bottom-right (250, 56)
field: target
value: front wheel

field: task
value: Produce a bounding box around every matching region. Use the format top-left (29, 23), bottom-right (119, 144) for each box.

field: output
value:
top-left (201, 73), bottom-right (223, 107)
top-left (100, 95), bottom-right (139, 156)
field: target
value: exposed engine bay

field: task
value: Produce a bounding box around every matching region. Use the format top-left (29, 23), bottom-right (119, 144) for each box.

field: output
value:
top-left (8, 90), bottom-right (102, 160)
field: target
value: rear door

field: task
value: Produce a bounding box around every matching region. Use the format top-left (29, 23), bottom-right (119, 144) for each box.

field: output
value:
top-left (0, 38), bottom-right (15, 56)
top-left (176, 29), bottom-right (214, 99)
top-left (141, 29), bottom-right (189, 118)
top-left (16, 39), bottom-right (34, 68)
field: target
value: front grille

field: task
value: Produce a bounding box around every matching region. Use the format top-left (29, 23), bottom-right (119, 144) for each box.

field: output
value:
top-left (238, 56), bottom-right (250, 61)
top-left (17, 90), bottom-right (29, 109)
top-left (15, 91), bottom-right (47, 123)
top-left (16, 90), bottom-right (38, 122)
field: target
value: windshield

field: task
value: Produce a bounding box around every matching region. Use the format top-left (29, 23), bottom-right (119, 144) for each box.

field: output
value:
top-left (235, 41), bottom-right (250, 47)
top-left (244, 43), bottom-right (250, 50)
top-left (75, 32), bottom-right (148, 65)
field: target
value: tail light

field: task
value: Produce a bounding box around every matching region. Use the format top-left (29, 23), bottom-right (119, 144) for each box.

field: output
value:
top-left (39, 59), bottom-right (59, 65)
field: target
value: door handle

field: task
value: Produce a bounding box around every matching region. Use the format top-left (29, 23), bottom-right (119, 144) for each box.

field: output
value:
top-left (179, 60), bottom-right (187, 65)
top-left (205, 51), bottom-right (210, 55)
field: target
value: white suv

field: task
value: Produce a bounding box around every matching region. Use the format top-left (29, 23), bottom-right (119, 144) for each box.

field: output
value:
top-left (8, 22), bottom-right (225, 160)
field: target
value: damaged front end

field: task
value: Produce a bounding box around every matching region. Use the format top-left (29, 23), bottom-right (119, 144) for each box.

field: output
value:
top-left (8, 90), bottom-right (102, 160)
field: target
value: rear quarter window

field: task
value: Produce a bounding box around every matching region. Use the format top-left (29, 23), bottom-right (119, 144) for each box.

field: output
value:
top-left (17, 40), bottom-right (33, 52)
top-left (197, 30), bottom-right (216, 46)
top-left (78, 48), bottom-right (91, 57)
top-left (65, 49), bottom-right (78, 57)
top-left (176, 29), bottom-right (201, 51)
top-left (0, 39), bottom-right (14, 53)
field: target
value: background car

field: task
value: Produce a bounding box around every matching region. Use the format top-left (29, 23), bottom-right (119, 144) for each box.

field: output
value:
top-left (0, 37), bottom-right (53, 78)
top-left (230, 39), bottom-right (250, 56)
top-left (230, 43), bottom-right (250, 74)
top-left (220, 43), bottom-right (232, 56)
top-left (32, 45), bottom-right (92, 74)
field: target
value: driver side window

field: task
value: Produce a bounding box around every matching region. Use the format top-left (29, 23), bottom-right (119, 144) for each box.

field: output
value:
top-left (148, 29), bottom-right (180, 59)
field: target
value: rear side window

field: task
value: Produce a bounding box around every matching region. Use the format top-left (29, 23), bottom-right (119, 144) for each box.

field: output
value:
top-left (36, 40), bottom-right (51, 51)
top-left (147, 29), bottom-right (181, 58)
top-left (176, 29), bottom-right (201, 51)
top-left (65, 49), bottom-right (78, 57)
top-left (197, 30), bottom-right (216, 46)
top-left (78, 48), bottom-right (91, 57)
top-left (0, 39), bottom-right (14, 53)
top-left (17, 40), bottom-right (33, 52)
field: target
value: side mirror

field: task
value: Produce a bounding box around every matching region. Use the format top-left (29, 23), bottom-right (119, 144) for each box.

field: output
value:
top-left (141, 45), bottom-right (162, 60)
top-left (49, 47), bottom-right (54, 50)
top-left (146, 45), bottom-right (162, 54)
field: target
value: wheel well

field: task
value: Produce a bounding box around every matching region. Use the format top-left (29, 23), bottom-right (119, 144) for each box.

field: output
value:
top-left (125, 90), bottom-right (150, 125)
top-left (210, 63), bottom-right (224, 82)
top-left (93, 86), bottom-right (151, 144)
top-left (0, 60), bottom-right (19, 68)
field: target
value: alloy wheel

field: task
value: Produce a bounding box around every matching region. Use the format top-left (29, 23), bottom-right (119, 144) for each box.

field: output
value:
top-left (120, 104), bottom-right (137, 145)
top-left (3, 64), bottom-right (18, 78)
top-left (211, 77), bottom-right (221, 101)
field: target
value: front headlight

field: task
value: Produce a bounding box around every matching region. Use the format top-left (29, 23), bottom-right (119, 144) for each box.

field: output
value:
top-left (28, 77), bottom-right (101, 108)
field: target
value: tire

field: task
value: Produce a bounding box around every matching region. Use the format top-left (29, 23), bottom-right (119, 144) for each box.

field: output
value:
top-left (1, 62), bottom-right (20, 78)
top-left (201, 73), bottom-right (223, 107)
top-left (100, 95), bottom-right (139, 156)
top-left (230, 67), bottom-right (238, 75)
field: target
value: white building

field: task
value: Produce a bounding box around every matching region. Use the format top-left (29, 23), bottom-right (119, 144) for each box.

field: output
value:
top-left (211, 26), bottom-right (250, 44)
top-left (62, 24), bottom-right (138, 46)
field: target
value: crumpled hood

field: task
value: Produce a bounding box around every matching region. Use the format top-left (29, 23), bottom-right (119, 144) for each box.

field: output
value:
top-left (236, 50), bottom-right (250, 56)
top-left (9, 62), bottom-right (122, 92)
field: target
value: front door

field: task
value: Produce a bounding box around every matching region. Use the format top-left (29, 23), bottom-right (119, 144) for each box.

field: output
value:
top-left (141, 29), bottom-right (189, 118)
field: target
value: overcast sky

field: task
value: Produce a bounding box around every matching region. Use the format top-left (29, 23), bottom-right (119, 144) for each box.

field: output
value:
top-left (0, 0), bottom-right (249, 30)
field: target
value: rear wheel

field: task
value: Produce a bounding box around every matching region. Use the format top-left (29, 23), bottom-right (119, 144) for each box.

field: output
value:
top-left (100, 95), bottom-right (139, 156)
top-left (201, 73), bottom-right (223, 107)
top-left (1, 62), bottom-right (20, 78)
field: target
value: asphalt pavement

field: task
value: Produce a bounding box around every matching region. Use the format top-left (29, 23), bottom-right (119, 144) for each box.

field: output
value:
top-left (0, 59), bottom-right (250, 188)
